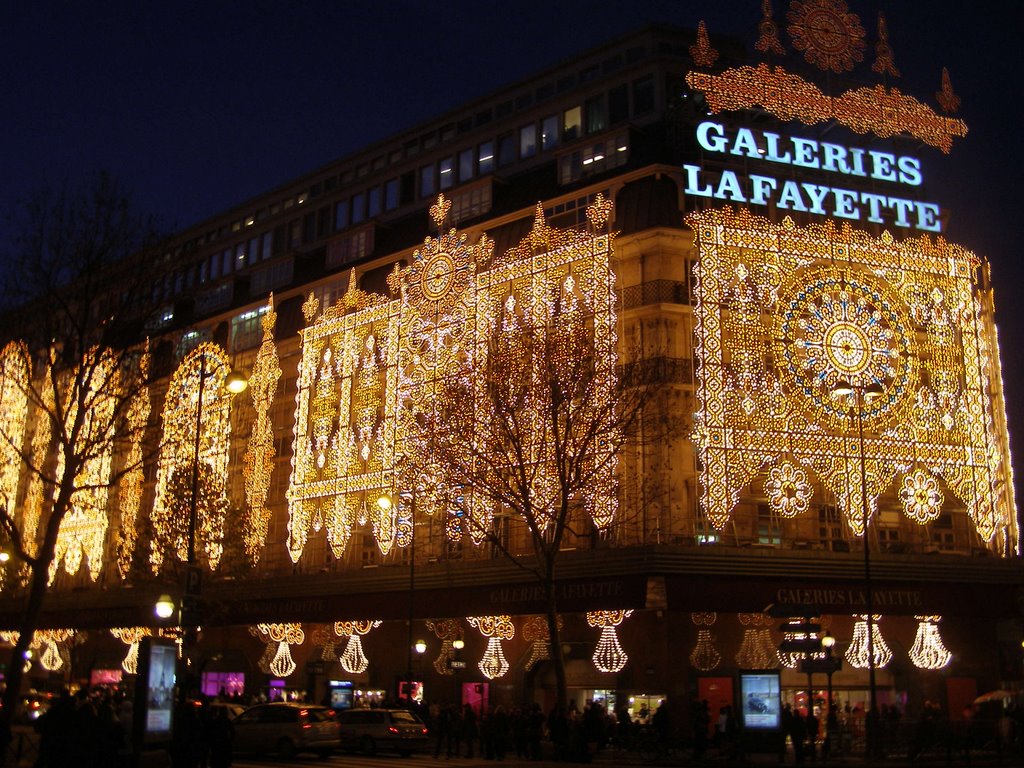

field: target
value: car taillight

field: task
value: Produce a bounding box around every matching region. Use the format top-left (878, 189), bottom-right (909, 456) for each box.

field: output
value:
top-left (422, 727), bottom-right (428, 734)
top-left (388, 726), bottom-right (399, 734)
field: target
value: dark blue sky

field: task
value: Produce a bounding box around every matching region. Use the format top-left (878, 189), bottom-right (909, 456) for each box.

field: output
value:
top-left (4, 0), bottom-right (1024, 481)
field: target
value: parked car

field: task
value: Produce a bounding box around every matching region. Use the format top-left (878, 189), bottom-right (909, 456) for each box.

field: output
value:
top-left (232, 702), bottom-right (338, 759)
top-left (337, 708), bottom-right (429, 756)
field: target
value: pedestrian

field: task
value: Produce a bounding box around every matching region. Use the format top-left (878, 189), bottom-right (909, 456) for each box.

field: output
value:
top-left (805, 710), bottom-right (819, 762)
top-left (463, 703), bottom-right (478, 758)
top-left (206, 707), bottom-right (235, 768)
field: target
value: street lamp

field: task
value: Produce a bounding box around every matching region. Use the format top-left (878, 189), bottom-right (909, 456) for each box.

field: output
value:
top-left (830, 379), bottom-right (883, 758)
top-left (155, 594), bottom-right (175, 620)
top-left (821, 632), bottom-right (837, 756)
top-left (377, 488), bottom-right (418, 697)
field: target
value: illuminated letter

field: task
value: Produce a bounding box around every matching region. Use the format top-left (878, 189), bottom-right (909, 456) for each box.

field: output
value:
top-left (801, 184), bottom-right (830, 214)
top-left (832, 188), bottom-right (860, 220)
top-left (791, 138), bottom-right (820, 168)
top-left (731, 127), bottom-right (761, 158)
top-left (763, 132), bottom-right (792, 164)
top-left (777, 180), bottom-right (808, 212)
top-left (716, 171), bottom-right (747, 202)
top-left (889, 197), bottom-right (915, 227)
top-left (822, 142), bottom-right (866, 177)
top-left (683, 164), bottom-right (713, 197)
top-left (696, 121), bottom-right (728, 154)
top-left (869, 151), bottom-right (898, 182)
top-left (860, 192), bottom-right (888, 224)
top-left (915, 202), bottom-right (941, 232)
top-left (749, 175), bottom-right (778, 205)
top-left (898, 157), bottom-right (923, 186)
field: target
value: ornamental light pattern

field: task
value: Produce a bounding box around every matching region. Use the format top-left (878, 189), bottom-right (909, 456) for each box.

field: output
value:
top-left (845, 615), bottom-right (892, 669)
top-left (689, 613), bottom-right (721, 672)
top-left (111, 627), bottom-right (151, 674)
top-left (287, 196), bottom-right (619, 561)
top-left (0, 342), bottom-right (30, 522)
top-left (243, 295), bottom-right (281, 564)
top-left (334, 620), bottom-right (381, 675)
top-left (254, 623), bottom-right (304, 678)
top-left (689, 209), bottom-right (1016, 549)
top-left (909, 615), bottom-right (952, 670)
top-left (21, 360), bottom-right (55, 557)
top-left (587, 610), bottom-right (632, 673)
top-left (116, 345), bottom-right (150, 579)
top-left (427, 619), bottom-right (464, 676)
top-left (899, 469), bottom-right (944, 524)
top-left (765, 461), bottom-right (813, 518)
top-left (151, 343), bottom-right (235, 573)
top-left (468, 615), bottom-right (514, 680)
top-left (522, 615), bottom-right (560, 672)
top-left (736, 613), bottom-right (777, 669)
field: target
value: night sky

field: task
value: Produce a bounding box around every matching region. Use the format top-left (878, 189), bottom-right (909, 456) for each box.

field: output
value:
top-left (4, 1), bottom-right (1024, 506)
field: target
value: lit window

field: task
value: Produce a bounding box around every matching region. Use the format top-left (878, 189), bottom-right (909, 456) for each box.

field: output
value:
top-left (563, 106), bottom-right (581, 142)
top-left (478, 141), bottom-right (494, 175)
top-left (585, 94), bottom-right (606, 134)
top-left (439, 157), bottom-right (454, 190)
top-left (541, 115), bottom-right (559, 150)
top-left (520, 124), bottom-right (537, 158)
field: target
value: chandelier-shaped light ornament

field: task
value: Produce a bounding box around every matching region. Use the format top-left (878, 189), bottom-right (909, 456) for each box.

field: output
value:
top-left (522, 615), bottom-right (561, 671)
top-left (270, 642), bottom-right (296, 678)
top-left (909, 615), bottom-right (952, 670)
top-left (468, 616), bottom-right (514, 679)
top-left (339, 635), bottom-right (370, 674)
top-left (587, 610), bottom-right (632, 673)
top-left (845, 615), bottom-right (893, 669)
top-left (426, 619), bottom-right (464, 676)
top-left (736, 613), bottom-right (776, 668)
top-left (689, 613), bottom-right (721, 671)
top-left (111, 627), bottom-right (151, 674)
top-left (255, 623), bottom-right (305, 678)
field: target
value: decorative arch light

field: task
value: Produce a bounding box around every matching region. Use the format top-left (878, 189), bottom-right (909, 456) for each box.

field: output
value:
top-left (334, 620), bottom-right (381, 675)
top-left (689, 613), bottom-right (721, 672)
top-left (468, 615), bottom-right (514, 680)
top-left (111, 627), bottom-right (151, 674)
top-left (587, 610), bottom-right (632, 673)
top-left (254, 623), bottom-right (304, 678)
top-left (909, 615), bottom-right (952, 670)
top-left (426, 619), bottom-right (464, 676)
top-left (845, 614), bottom-right (893, 669)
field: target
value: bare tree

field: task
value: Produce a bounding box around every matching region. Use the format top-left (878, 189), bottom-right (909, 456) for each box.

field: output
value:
top-left (422, 285), bottom-right (669, 711)
top-left (0, 173), bottom-right (164, 744)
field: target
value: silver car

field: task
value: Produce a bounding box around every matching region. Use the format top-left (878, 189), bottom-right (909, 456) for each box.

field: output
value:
top-left (337, 708), bottom-right (429, 756)
top-left (232, 702), bottom-right (338, 759)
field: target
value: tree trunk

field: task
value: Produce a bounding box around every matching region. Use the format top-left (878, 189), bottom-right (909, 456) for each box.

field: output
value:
top-left (543, 570), bottom-right (568, 713)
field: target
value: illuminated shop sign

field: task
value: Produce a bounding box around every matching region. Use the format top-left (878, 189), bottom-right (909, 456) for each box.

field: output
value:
top-left (683, 120), bottom-right (942, 232)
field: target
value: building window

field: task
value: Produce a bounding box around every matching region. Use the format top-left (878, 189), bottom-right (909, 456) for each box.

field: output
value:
top-left (449, 182), bottom-right (492, 224)
top-left (176, 329), bottom-right (209, 361)
top-left (459, 148), bottom-right (474, 183)
top-left (478, 141), bottom-right (494, 175)
top-left (367, 186), bottom-right (382, 218)
top-left (609, 83), bottom-right (629, 124)
top-left (541, 115), bottom-right (559, 150)
top-left (384, 178), bottom-right (399, 211)
top-left (439, 156), bottom-right (454, 190)
top-left (351, 193), bottom-right (365, 224)
top-left (250, 257), bottom-right (294, 296)
top-left (497, 132), bottom-right (516, 167)
top-left (563, 106), bottom-right (582, 142)
top-left (326, 227), bottom-right (374, 269)
top-left (585, 94), bottom-right (606, 134)
top-left (334, 199), bottom-right (349, 230)
top-left (361, 535), bottom-right (378, 567)
top-left (490, 515), bottom-right (510, 559)
top-left (235, 243), bottom-right (247, 269)
top-left (557, 133), bottom-right (628, 184)
top-left (633, 75), bottom-right (655, 115)
top-left (757, 504), bottom-right (781, 546)
top-left (230, 304), bottom-right (271, 351)
top-left (261, 231), bottom-right (273, 261)
top-left (421, 164), bottom-right (435, 197)
top-left (519, 123), bottom-right (537, 158)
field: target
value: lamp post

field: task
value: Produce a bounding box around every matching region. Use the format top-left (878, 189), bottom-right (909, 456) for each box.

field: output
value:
top-left (830, 379), bottom-right (882, 758)
top-left (821, 632), bottom-right (837, 757)
top-left (377, 487), bottom-right (418, 701)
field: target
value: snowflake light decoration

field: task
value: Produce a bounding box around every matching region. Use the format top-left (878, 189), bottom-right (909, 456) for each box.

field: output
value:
top-left (909, 615), bottom-right (952, 670)
top-left (899, 469), bottom-right (944, 524)
top-left (765, 462), bottom-right (813, 518)
top-left (845, 615), bottom-right (892, 669)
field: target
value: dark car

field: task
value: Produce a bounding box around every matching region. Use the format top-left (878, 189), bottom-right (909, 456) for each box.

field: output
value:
top-left (232, 702), bottom-right (338, 759)
top-left (336, 708), bottom-right (429, 756)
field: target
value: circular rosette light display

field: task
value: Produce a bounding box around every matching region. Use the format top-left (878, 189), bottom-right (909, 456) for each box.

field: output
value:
top-left (774, 267), bottom-right (915, 430)
top-left (765, 461), bottom-right (813, 518)
top-left (899, 469), bottom-right (944, 524)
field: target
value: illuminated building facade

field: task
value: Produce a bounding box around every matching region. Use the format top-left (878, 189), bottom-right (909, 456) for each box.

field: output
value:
top-left (1, 5), bottom-right (1021, 725)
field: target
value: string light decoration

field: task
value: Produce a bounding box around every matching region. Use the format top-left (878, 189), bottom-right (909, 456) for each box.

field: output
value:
top-left (244, 295), bottom-right (281, 564)
top-left (0, 342), bottom-right (30, 527)
top-left (689, 208), bottom-right (1016, 550)
top-left (51, 347), bottom-right (118, 582)
top-left (899, 469), bottom-right (944, 524)
top-left (254, 623), bottom-right (304, 678)
top-left (20, 359), bottom-right (55, 557)
top-left (334, 620), bottom-right (381, 675)
top-left (426, 619), bottom-right (464, 676)
top-left (690, 21), bottom-right (718, 67)
top-left (288, 196), bottom-right (619, 561)
top-left (872, 11), bottom-right (900, 78)
top-left (111, 627), bottom-right (151, 674)
top-left (587, 610), bottom-right (632, 673)
top-left (736, 613), bottom-right (777, 668)
top-left (1, 629), bottom-right (74, 672)
top-left (845, 615), bottom-right (892, 669)
top-left (116, 344), bottom-right (150, 579)
top-left (936, 67), bottom-right (961, 114)
top-left (689, 613), bottom-right (721, 672)
top-left (909, 615), bottom-right (952, 670)
top-left (151, 343), bottom-right (234, 573)
top-left (468, 615), bottom-right (514, 680)
top-left (765, 461), bottom-right (813, 518)
top-left (755, 0), bottom-right (785, 56)
top-left (786, 0), bottom-right (864, 73)
top-left (522, 615), bottom-right (562, 671)
top-left (686, 64), bottom-right (967, 153)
